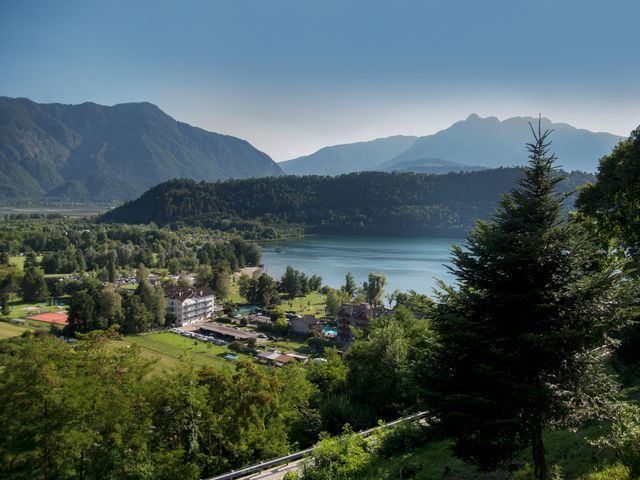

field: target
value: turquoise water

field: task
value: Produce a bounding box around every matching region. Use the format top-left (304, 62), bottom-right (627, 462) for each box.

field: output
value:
top-left (322, 327), bottom-right (338, 336)
top-left (261, 235), bottom-right (460, 295)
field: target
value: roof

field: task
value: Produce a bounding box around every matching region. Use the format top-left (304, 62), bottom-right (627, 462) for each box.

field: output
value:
top-left (336, 303), bottom-right (394, 320)
top-left (256, 351), bottom-right (293, 365)
top-left (198, 323), bottom-right (257, 340)
top-left (163, 285), bottom-right (215, 301)
top-left (289, 315), bottom-right (318, 326)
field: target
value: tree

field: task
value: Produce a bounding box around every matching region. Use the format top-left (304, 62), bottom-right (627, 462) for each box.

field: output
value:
top-left (576, 126), bottom-right (640, 260)
top-left (195, 264), bottom-right (214, 288)
top-left (122, 294), bottom-right (152, 333)
top-left (0, 265), bottom-right (20, 315)
top-left (362, 272), bottom-right (386, 307)
top-left (20, 266), bottom-right (48, 302)
top-left (325, 288), bottom-right (348, 317)
top-left (343, 272), bottom-right (356, 298)
top-left (96, 286), bottom-right (124, 327)
top-left (280, 266), bottom-right (302, 298)
top-left (211, 263), bottom-right (231, 299)
top-left (67, 289), bottom-right (97, 333)
top-left (426, 122), bottom-right (635, 479)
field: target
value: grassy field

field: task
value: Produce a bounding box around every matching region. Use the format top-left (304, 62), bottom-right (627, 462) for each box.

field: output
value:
top-left (0, 321), bottom-right (35, 340)
top-left (227, 276), bottom-right (245, 303)
top-left (8, 255), bottom-right (44, 271)
top-left (281, 291), bottom-right (327, 316)
top-left (111, 332), bottom-right (252, 373)
top-left (4, 299), bottom-right (65, 321)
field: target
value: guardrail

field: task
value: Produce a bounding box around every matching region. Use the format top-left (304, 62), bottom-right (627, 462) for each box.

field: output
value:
top-left (204, 411), bottom-right (429, 480)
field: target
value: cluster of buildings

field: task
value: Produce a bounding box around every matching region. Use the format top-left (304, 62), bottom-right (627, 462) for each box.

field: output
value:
top-left (161, 284), bottom-right (396, 357)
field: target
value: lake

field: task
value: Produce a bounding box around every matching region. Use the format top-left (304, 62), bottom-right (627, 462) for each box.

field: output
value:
top-left (261, 235), bottom-right (461, 295)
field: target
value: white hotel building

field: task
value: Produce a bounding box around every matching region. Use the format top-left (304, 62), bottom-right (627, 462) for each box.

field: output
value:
top-left (164, 286), bottom-right (215, 326)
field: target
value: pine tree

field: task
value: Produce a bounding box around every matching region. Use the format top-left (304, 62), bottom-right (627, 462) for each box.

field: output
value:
top-left (427, 120), bottom-right (634, 479)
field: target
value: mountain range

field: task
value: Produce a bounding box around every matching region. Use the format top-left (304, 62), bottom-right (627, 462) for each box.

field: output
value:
top-left (280, 114), bottom-right (623, 175)
top-left (0, 97), bottom-right (283, 202)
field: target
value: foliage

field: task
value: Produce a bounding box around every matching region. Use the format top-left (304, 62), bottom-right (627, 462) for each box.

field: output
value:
top-left (594, 403), bottom-right (640, 475)
top-left (100, 169), bottom-right (594, 236)
top-left (241, 273), bottom-right (280, 307)
top-left (19, 265), bottom-right (48, 302)
top-left (362, 272), bottom-right (387, 306)
top-left (577, 126), bottom-right (640, 259)
top-left (301, 427), bottom-right (374, 480)
top-left (0, 334), bottom-right (317, 479)
top-left (426, 124), bottom-right (636, 479)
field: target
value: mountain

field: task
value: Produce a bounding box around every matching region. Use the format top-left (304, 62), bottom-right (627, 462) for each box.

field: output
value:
top-left (100, 169), bottom-right (594, 237)
top-left (382, 157), bottom-right (484, 174)
top-left (380, 114), bottom-right (623, 172)
top-left (280, 115), bottom-right (623, 177)
top-left (279, 135), bottom-right (417, 176)
top-left (0, 97), bottom-right (283, 202)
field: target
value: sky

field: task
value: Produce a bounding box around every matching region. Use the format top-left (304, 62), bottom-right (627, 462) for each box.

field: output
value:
top-left (1, 0), bottom-right (639, 161)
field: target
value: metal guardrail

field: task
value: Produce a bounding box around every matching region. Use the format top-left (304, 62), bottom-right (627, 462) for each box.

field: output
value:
top-left (204, 411), bottom-right (429, 480)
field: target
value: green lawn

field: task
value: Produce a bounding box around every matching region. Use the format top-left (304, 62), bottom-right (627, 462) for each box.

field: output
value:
top-left (0, 321), bottom-right (35, 340)
top-left (9, 255), bottom-right (43, 271)
top-left (4, 299), bottom-right (64, 321)
top-left (111, 332), bottom-right (252, 373)
top-left (227, 276), bottom-right (245, 303)
top-left (282, 291), bottom-right (327, 316)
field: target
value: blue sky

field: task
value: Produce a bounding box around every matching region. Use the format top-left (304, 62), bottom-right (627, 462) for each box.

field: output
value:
top-left (1, 0), bottom-right (639, 160)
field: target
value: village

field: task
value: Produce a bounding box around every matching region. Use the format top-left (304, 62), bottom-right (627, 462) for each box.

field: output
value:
top-left (1, 261), bottom-right (395, 372)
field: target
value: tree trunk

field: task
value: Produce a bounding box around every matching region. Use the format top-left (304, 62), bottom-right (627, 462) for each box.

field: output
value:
top-left (532, 421), bottom-right (546, 480)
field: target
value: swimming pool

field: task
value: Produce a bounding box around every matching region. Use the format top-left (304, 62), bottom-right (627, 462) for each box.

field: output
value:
top-left (322, 327), bottom-right (337, 336)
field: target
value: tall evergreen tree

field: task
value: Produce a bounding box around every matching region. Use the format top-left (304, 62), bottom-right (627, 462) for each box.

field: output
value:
top-left (427, 121), bottom-right (634, 479)
top-left (20, 266), bottom-right (48, 303)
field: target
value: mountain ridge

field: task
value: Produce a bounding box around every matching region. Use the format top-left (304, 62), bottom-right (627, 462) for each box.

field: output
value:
top-left (0, 96), bottom-right (283, 202)
top-left (281, 114), bottom-right (623, 176)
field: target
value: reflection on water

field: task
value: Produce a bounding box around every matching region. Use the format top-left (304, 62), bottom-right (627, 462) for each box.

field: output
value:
top-left (261, 235), bottom-right (460, 295)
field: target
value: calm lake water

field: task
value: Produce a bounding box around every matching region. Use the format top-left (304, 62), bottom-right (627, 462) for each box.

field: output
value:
top-left (261, 235), bottom-right (461, 295)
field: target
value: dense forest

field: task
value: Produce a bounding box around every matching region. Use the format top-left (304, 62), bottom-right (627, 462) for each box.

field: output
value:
top-left (100, 168), bottom-right (594, 236)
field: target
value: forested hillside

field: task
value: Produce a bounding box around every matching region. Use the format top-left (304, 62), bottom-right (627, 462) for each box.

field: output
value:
top-left (0, 97), bottom-right (283, 202)
top-left (101, 169), bottom-right (594, 236)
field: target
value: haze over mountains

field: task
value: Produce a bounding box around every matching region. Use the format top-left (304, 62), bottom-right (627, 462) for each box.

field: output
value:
top-left (0, 97), bottom-right (625, 205)
top-left (0, 97), bottom-right (283, 202)
top-left (281, 114), bottom-right (623, 176)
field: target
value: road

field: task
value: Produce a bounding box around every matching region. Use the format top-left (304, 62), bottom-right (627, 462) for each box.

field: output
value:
top-left (237, 458), bottom-right (305, 480)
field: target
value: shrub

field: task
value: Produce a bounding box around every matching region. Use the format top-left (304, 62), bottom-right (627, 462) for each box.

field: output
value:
top-left (378, 421), bottom-right (431, 458)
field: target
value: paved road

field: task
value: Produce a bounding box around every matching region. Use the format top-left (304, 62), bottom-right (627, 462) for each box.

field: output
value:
top-left (238, 458), bottom-right (305, 480)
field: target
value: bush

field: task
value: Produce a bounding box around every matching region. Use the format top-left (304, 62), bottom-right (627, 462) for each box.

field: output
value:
top-left (595, 403), bottom-right (640, 474)
top-left (378, 421), bottom-right (431, 458)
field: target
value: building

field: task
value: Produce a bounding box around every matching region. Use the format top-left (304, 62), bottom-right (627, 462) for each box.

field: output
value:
top-left (335, 303), bottom-right (394, 342)
top-left (197, 323), bottom-right (258, 342)
top-left (256, 351), bottom-right (295, 367)
top-left (289, 315), bottom-right (319, 335)
top-left (164, 286), bottom-right (215, 326)
top-left (247, 314), bottom-right (273, 326)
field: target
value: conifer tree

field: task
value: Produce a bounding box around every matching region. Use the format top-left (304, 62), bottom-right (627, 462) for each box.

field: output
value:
top-left (427, 120), bottom-right (634, 479)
